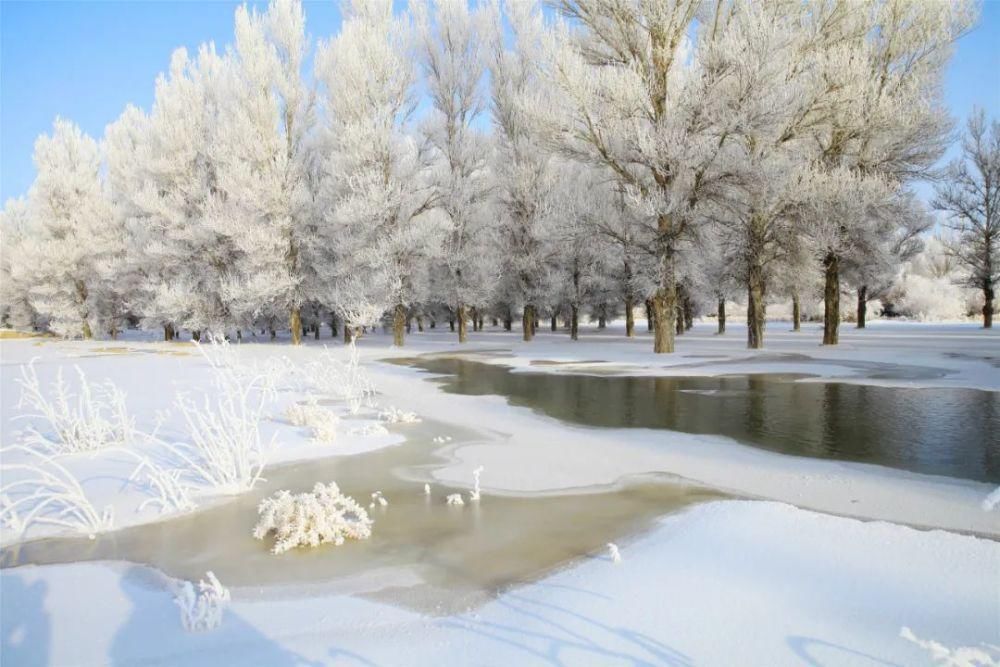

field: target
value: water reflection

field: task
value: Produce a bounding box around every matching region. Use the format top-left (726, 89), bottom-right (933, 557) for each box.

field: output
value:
top-left (398, 358), bottom-right (1000, 483)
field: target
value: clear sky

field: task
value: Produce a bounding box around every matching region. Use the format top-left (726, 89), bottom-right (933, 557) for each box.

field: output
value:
top-left (2, 0), bottom-right (999, 204)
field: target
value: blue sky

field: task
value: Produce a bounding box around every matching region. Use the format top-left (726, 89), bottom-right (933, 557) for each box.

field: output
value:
top-left (2, 0), bottom-right (999, 204)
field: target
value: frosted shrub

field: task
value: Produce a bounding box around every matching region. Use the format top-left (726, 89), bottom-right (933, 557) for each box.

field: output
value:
top-left (192, 335), bottom-right (239, 371)
top-left (129, 456), bottom-right (196, 514)
top-left (174, 571), bottom-right (230, 632)
top-left (0, 445), bottom-right (114, 539)
top-left (607, 543), bottom-right (622, 564)
top-left (159, 368), bottom-right (272, 494)
top-left (285, 399), bottom-right (339, 443)
top-left (253, 482), bottom-right (373, 554)
top-left (379, 406), bottom-right (421, 424)
top-left (16, 359), bottom-right (134, 454)
top-left (446, 493), bottom-right (464, 506)
top-left (303, 343), bottom-right (375, 415)
top-left (900, 627), bottom-right (999, 666)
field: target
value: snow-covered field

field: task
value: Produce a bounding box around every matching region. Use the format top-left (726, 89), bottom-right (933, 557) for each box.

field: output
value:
top-left (2, 321), bottom-right (998, 665)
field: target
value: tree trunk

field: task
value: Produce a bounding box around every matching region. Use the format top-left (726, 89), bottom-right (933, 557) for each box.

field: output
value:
top-left (417, 315), bottom-right (424, 332)
top-left (503, 314), bottom-right (512, 331)
top-left (430, 319), bottom-right (436, 329)
top-left (269, 328), bottom-right (276, 341)
top-left (449, 318), bottom-right (455, 332)
top-left (393, 304), bottom-right (406, 347)
top-left (344, 323), bottom-right (352, 344)
top-left (457, 303), bottom-right (468, 343)
top-left (683, 297), bottom-right (693, 331)
top-left (571, 305), bottom-right (579, 340)
top-left (164, 324), bottom-right (175, 341)
top-left (290, 305), bottom-right (302, 345)
top-left (985, 284), bottom-right (994, 329)
top-left (314, 323), bottom-right (320, 340)
top-left (823, 252), bottom-right (840, 345)
top-left (193, 330), bottom-right (202, 342)
top-left (550, 315), bottom-right (557, 332)
top-left (717, 298), bottom-right (726, 335)
top-left (522, 304), bottom-right (535, 341)
top-left (477, 314), bottom-right (484, 331)
top-left (645, 298), bottom-right (654, 332)
top-left (625, 298), bottom-right (635, 337)
top-left (675, 306), bottom-right (684, 335)
top-left (652, 287), bottom-right (676, 353)
top-left (856, 285), bottom-right (868, 329)
top-left (747, 260), bottom-right (766, 349)
top-left (792, 293), bottom-right (801, 332)
top-left (492, 317), bottom-right (499, 327)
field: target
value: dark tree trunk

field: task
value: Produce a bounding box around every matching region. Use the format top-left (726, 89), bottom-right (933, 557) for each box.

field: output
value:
top-left (522, 304), bottom-right (535, 341)
top-left (645, 298), bottom-right (654, 332)
top-left (625, 298), bottom-right (635, 337)
top-left (430, 319), bottom-right (436, 329)
top-left (683, 297), bottom-right (693, 331)
top-left (652, 287), bottom-right (676, 353)
top-left (392, 304), bottom-right (406, 346)
top-left (449, 318), bottom-right (455, 332)
top-left (164, 324), bottom-right (175, 341)
top-left (571, 305), bottom-right (579, 340)
top-left (237, 329), bottom-right (243, 342)
top-left (457, 304), bottom-right (468, 343)
top-left (290, 305), bottom-right (302, 345)
top-left (314, 323), bottom-right (320, 340)
top-left (477, 314), bottom-right (484, 331)
top-left (269, 328), bottom-right (276, 341)
top-left (747, 260), bottom-right (766, 349)
top-left (717, 298), bottom-right (726, 335)
top-left (193, 330), bottom-right (202, 342)
top-left (330, 315), bottom-right (338, 338)
top-left (856, 285), bottom-right (868, 329)
top-left (823, 253), bottom-right (840, 345)
top-left (985, 284), bottom-right (995, 329)
top-left (675, 305), bottom-right (684, 335)
top-left (550, 315), bottom-right (557, 332)
top-left (344, 323), bottom-right (352, 344)
top-left (417, 315), bottom-right (424, 332)
top-left (503, 314), bottom-right (512, 331)
top-left (792, 293), bottom-right (801, 332)
top-left (492, 317), bottom-right (499, 327)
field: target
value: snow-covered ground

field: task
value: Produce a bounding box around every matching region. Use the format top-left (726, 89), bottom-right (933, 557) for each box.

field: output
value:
top-left (1, 320), bottom-right (997, 665)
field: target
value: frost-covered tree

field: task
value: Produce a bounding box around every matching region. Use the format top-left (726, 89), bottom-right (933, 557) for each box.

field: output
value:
top-left (212, 0), bottom-right (315, 344)
top-left (316, 0), bottom-right (437, 346)
top-left (105, 46), bottom-right (231, 339)
top-left (542, 0), bottom-right (737, 353)
top-left (19, 120), bottom-right (118, 338)
top-left (934, 110), bottom-right (1000, 328)
top-left (488, 0), bottom-right (558, 342)
top-left (0, 198), bottom-right (42, 331)
top-left (415, 0), bottom-right (495, 343)
top-left (805, 0), bottom-right (974, 344)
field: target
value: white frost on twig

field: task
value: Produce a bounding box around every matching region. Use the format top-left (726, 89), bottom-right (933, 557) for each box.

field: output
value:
top-left (607, 543), bottom-right (622, 564)
top-left (470, 466), bottom-right (484, 501)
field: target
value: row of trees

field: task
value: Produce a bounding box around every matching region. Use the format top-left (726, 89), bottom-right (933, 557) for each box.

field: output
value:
top-left (1, 0), bottom-right (995, 351)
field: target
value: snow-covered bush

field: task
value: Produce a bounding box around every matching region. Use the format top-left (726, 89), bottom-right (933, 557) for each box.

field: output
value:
top-left (378, 406), bottom-right (421, 424)
top-left (253, 482), bottom-right (373, 554)
top-left (446, 493), bottom-right (464, 506)
top-left (302, 343), bottom-right (375, 415)
top-left (174, 571), bottom-right (230, 632)
top-left (285, 399), bottom-right (339, 443)
top-left (607, 542), bottom-right (622, 564)
top-left (900, 627), bottom-right (999, 666)
top-left (890, 272), bottom-right (968, 321)
top-left (983, 487), bottom-right (1000, 512)
top-left (16, 359), bottom-right (134, 454)
top-left (0, 445), bottom-right (114, 539)
top-left (158, 368), bottom-right (272, 494)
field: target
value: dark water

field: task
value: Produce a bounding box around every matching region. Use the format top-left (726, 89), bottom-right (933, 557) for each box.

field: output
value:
top-left (397, 358), bottom-right (1000, 483)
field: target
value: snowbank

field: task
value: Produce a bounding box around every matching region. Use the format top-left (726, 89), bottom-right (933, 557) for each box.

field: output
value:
top-left (3, 501), bottom-right (996, 666)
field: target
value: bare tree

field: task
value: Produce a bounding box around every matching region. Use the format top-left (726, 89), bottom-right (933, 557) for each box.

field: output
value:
top-left (934, 110), bottom-right (1000, 328)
